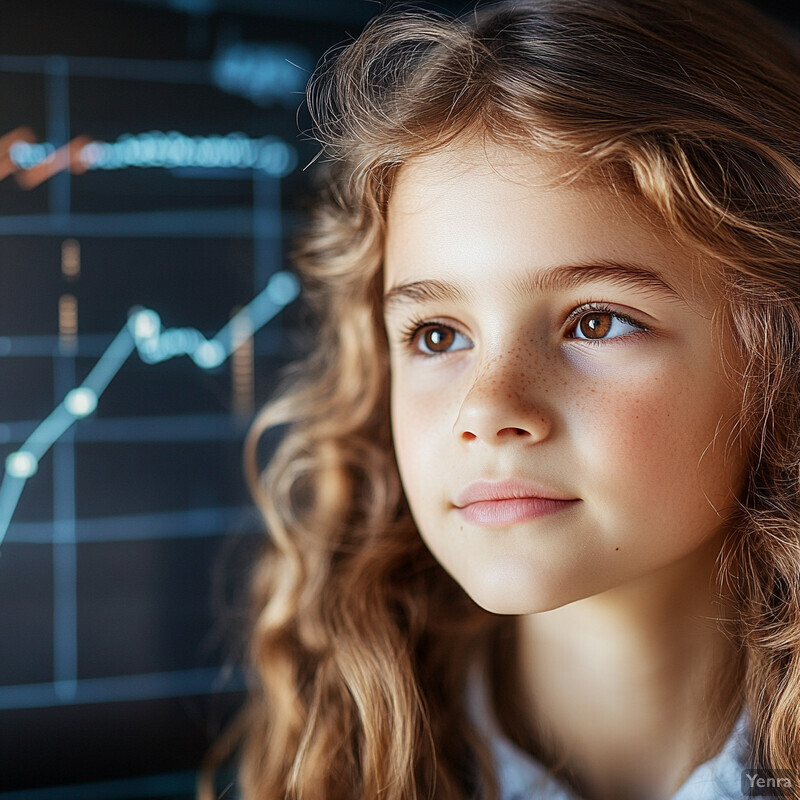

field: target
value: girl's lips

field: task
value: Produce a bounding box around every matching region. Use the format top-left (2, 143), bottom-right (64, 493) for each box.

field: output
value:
top-left (454, 478), bottom-right (578, 506)
top-left (453, 479), bottom-right (580, 526)
top-left (456, 497), bottom-right (580, 526)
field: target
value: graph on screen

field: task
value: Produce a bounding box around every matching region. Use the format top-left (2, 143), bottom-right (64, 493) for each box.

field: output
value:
top-left (0, 22), bottom-right (313, 795)
top-left (0, 268), bottom-right (300, 553)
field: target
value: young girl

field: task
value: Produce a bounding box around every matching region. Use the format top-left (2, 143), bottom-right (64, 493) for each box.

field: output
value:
top-left (232, 0), bottom-right (800, 797)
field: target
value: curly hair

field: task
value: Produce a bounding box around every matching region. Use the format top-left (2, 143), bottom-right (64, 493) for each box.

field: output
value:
top-left (223, 1), bottom-right (800, 797)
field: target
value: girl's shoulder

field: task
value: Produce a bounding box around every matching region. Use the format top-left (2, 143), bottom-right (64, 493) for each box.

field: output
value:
top-left (465, 659), bottom-right (752, 800)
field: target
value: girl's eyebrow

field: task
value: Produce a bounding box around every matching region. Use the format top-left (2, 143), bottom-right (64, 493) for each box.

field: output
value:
top-left (383, 259), bottom-right (684, 312)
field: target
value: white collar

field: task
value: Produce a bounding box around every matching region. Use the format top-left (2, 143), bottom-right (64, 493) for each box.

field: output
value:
top-left (466, 659), bottom-right (752, 800)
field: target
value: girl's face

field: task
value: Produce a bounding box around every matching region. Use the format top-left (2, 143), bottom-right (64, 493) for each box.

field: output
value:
top-left (383, 138), bottom-right (749, 615)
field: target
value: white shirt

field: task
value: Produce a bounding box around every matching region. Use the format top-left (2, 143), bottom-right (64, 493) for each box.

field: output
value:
top-left (466, 659), bottom-right (752, 800)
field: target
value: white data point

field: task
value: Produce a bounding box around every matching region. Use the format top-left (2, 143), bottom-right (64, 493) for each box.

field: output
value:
top-left (6, 450), bottom-right (38, 479)
top-left (193, 340), bottom-right (225, 368)
top-left (65, 388), bottom-right (98, 418)
top-left (131, 309), bottom-right (160, 340)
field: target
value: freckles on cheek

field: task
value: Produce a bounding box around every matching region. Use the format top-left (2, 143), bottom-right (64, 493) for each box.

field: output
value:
top-left (579, 375), bottom-right (696, 498)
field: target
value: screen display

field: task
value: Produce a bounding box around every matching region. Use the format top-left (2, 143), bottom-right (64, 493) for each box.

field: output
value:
top-left (0, 1), bottom-right (383, 796)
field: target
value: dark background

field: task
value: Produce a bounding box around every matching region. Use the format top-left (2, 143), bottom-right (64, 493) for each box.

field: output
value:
top-left (0, 1), bottom-right (796, 798)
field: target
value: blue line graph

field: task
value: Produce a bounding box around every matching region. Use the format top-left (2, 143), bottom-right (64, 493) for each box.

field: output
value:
top-left (0, 269), bottom-right (299, 553)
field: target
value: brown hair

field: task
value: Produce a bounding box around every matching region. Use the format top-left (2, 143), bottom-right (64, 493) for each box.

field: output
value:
top-left (226, 1), bottom-right (800, 797)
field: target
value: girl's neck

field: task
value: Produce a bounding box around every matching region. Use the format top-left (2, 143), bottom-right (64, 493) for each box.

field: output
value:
top-left (510, 530), bottom-right (744, 800)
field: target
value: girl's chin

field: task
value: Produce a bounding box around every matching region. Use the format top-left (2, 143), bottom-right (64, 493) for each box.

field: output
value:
top-left (461, 577), bottom-right (583, 616)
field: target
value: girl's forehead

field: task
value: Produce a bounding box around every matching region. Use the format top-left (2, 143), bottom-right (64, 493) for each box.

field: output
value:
top-left (389, 137), bottom-right (660, 241)
top-left (384, 138), bottom-right (721, 304)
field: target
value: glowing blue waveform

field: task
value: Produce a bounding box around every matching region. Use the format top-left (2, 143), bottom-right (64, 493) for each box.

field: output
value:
top-left (9, 131), bottom-right (296, 177)
top-left (0, 270), bottom-right (300, 551)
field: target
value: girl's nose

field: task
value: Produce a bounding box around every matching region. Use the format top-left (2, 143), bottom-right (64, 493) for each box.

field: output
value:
top-left (453, 356), bottom-right (552, 444)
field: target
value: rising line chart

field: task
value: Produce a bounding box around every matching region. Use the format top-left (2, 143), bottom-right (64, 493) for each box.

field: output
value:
top-left (0, 269), bottom-right (300, 553)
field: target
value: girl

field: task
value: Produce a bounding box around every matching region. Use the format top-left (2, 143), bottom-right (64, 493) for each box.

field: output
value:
top-left (232, 0), bottom-right (800, 798)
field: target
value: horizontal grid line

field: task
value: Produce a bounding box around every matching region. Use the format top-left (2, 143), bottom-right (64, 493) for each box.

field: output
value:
top-left (0, 667), bottom-right (247, 710)
top-left (4, 505), bottom-right (261, 544)
top-left (0, 412), bottom-right (250, 444)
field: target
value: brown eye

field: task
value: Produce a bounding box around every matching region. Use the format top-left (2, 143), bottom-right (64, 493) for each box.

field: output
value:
top-left (569, 307), bottom-right (645, 342)
top-left (412, 324), bottom-right (472, 355)
top-left (423, 326), bottom-right (455, 352)
top-left (578, 312), bottom-right (612, 339)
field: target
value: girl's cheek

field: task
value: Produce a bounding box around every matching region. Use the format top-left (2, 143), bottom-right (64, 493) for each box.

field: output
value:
top-left (393, 356), bottom-right (473, 395)
top-left (575, 366), bottom-right (736, 506)
top-left (391, 361), bottom-right (470, 426)
top-left (569, 364), bottom-right (689, 456)
top-left (560, 343), bottom-right (660, 380)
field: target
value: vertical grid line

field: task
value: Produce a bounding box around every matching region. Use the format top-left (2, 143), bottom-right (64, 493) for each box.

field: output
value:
top-left (253, 171), bottom-right (281, 294)
top-left (52, 357), bottom-right (77, 701)
top-left (45, 56), bottom-right (70, 217)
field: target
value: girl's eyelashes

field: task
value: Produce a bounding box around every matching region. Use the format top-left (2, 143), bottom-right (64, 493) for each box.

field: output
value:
top-left (400, 319), bottom-right (473, 356)
top-left (398, 302), bottom-right (649, 356)
top-left (565, 302), bottom-right (649, 343)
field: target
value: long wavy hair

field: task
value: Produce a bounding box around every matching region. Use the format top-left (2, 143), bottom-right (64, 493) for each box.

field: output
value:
top-left (228, 1), bottom-right (800, 797)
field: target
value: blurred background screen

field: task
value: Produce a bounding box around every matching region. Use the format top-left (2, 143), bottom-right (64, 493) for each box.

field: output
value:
top-left (0, 0), bottom-right (795, 798)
